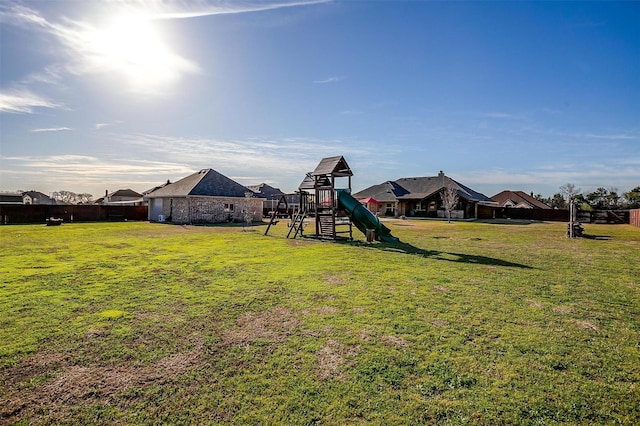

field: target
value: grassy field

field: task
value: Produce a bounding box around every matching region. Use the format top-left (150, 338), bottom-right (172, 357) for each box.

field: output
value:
top-left (1, 219), bottom-right (638, 424)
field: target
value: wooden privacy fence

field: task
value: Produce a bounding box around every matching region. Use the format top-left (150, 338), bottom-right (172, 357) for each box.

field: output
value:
top-left (476, 206), bottom-right (569, 222)
top-left (0, 205), bottom-right (148, 225)
top-left (577, 210), bottom-right (630, 224)
top-left (476, 206), bottom-right (632, 224)
top-left (631, 209), bottom-right (640, 227)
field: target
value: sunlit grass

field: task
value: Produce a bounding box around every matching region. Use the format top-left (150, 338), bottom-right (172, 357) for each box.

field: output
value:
top-left (1, 220), bottom-right (638, 424)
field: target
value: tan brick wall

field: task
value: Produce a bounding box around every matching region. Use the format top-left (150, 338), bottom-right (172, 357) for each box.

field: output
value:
top-left (158, 196), bottom-right (262, 224)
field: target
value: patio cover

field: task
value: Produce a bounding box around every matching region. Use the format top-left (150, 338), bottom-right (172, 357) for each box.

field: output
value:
top-left (360, 197), bottom-right (381, 204)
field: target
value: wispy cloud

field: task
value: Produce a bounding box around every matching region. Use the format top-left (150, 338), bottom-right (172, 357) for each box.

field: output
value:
top-left (22, 66), bottom-right (65, 85)
top-left (113, 132), bottom-right (399, 189)
top-left (314, 76), bottom-right (345, 84)
top-left (0, 4), bottom-right (49, 27)
top-left (2, 154), bottom-right (189, 176)
top-left (584, 133), bottom-right (638, 141)
top-left (96, 121), bottom-right (123, 130)
top-left (0, 87), bottom-right (64, 114)
top-left (30, 127), bottom-right (72, 133)
top-left (481, 112), bottom-right (521, 119)
top-left (139, 0), bottom-right (332, 20)
top-left (1, 126), bottom-right (399, 194)
top-left (1, 154), bottom-right (194, 194)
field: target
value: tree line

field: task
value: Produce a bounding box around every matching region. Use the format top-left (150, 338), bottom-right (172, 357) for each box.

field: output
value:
top-left (535, 184), bottom-right (640, 210)
top-left (51, 191), bottom-right (94, 205)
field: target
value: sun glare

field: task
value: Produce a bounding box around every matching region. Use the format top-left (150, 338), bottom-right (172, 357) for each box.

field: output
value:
top-left (86, 14), bottom-right (197, 95)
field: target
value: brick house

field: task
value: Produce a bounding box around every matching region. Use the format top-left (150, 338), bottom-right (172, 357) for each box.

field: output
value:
top-left (352, 171), bottom-right (495, 219)
top-left (144, 169), bottom-right (263, 224)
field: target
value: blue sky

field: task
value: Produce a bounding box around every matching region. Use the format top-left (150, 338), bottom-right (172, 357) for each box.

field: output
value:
top-left (1, 0), bottom-right (638, 198)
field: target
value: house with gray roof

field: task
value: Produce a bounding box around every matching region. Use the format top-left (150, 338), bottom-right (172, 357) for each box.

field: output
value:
top-left (22, 191), bottom-right (55, 205)
top-left (246, 183), bottom-right (285, 200)
top-left (246, 183), bottom-right (301, 216)
top-left (491, 190), bottom-right (551, 209)
top-left (352, 171), bottom-right (495, 219)
top-left (95, 189), bottom-right (143, 205)
top-left (144, 168), bottom-right (262, 224)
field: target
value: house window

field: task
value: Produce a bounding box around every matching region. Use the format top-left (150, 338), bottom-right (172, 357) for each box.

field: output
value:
top-left (224, 203), bottom-right (234, 212)
top-left (385, 203), bottom-right (395, 216)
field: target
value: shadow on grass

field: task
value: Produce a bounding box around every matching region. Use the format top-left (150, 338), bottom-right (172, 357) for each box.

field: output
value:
top-left (338, 240), bottom-right (533, 269)
top-left (581, 233), bottom-right (612, 240)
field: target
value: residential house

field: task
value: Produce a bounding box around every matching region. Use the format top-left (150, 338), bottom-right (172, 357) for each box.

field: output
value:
top-left (0, 192), bottom-right (23, 205)
top-left (491, 190), bottom-right (551, 209)
top-left (246, 183), bottom-right (300, 216)
top-left (246, 183), bottom-right (284, 199)
top-left (142, 180), bottom-right (172, 197)
top-left (144, 168), bottom-right (263, 224)
top-left (353, 171), bottom-right (494, 219)
top-left (22, 191), bottom-right (55, 205)
top-left (96, 189), bottom-right (144, 205)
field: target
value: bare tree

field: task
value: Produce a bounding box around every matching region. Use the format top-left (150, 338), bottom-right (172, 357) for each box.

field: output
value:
top-left (440, 186), bottom-right (459, 223)
top-left (52, 190), bottom-right (77, 204)
top-left (560, 183), bottom-right (581, 204)
top-left (52, 190), bottom-right (94, 204)
top-left (242, 209), bottom-right (256, 231)
top-left (78, 193), bottom-right (94, 204)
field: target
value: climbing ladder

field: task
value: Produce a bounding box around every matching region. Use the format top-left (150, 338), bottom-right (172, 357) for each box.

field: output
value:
top-left (287, 208), bottom-right (306, 238)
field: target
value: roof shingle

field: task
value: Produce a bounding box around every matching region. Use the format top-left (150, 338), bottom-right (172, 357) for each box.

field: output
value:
top-left (147, 169), bottom-right (251, 198)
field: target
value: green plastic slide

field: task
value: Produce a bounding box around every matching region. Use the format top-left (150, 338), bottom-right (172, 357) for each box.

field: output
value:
top-left (336, 189), bottom-right (399, 243)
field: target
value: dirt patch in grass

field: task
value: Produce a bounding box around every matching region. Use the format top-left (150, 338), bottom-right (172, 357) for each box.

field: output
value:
top-left (381, 335), bottom-right (408, 347)
top-left (315, 339), bottom-right (359, 381)
top-left (303, 306), bottom-right (340, 315)
top-left (0, 348), bottom-right (202, 423)
top-left (357, 329), bottom-right (374, 342)
top-left (432, 285), bottom-right (449, 293)
top-left (325, 275), bottom-right (346, 286)
top-left (526, 300), bottom-right (544, 309)
top-left (286, 239), bottom-right (314, 247)
top-left (552, 306), bottom-right (573, 315)
top-left (431, 319), bottom-right (449, 328)
top-left (222, 306), bottom-right (299, 348)
top-left (574, 320), bottom-right (599, 331)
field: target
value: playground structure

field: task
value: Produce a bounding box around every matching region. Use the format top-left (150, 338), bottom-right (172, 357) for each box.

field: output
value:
top-left (266, 156), bottom-right (398, 243)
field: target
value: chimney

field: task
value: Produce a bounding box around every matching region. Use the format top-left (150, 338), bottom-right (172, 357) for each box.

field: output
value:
top-left (438, 170), bottom-right (444, 178)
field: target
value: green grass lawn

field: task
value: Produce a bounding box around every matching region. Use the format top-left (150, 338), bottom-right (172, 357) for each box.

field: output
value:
top-left (1, 220), bottom-right (638, 424)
